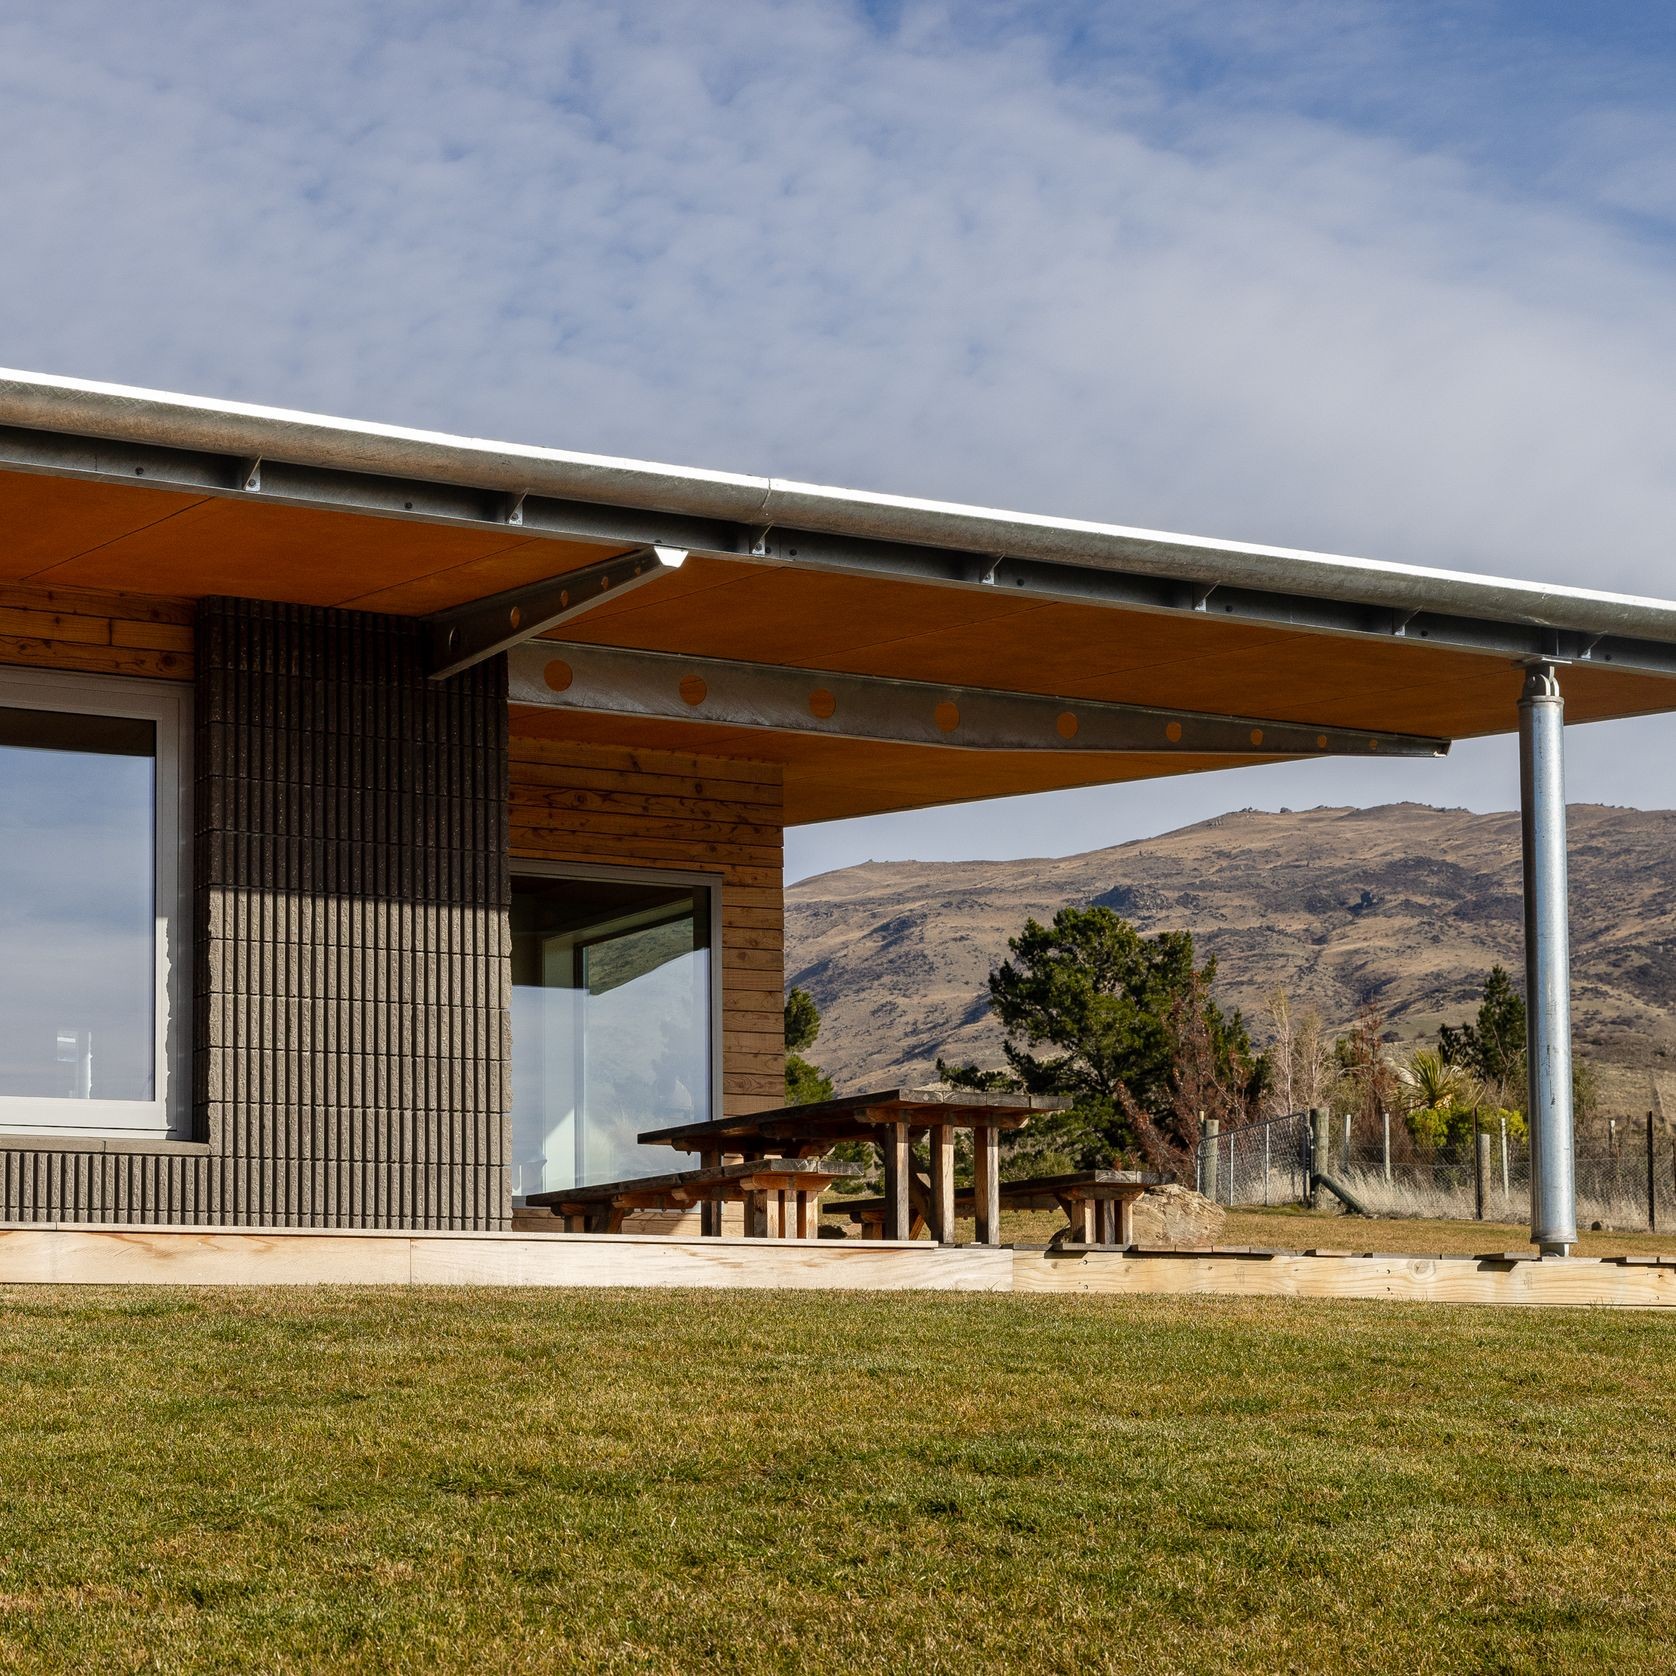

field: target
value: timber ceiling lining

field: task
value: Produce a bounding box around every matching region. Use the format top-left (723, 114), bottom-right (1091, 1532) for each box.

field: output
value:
top-left (0, 471), bottom-right (205, 580)
top-left (0, 468), bottom-right (631, 606)
top-left (6, 465), bottom-right (1676, 826)
top-left (540, 559), bottom-right (1673, 736)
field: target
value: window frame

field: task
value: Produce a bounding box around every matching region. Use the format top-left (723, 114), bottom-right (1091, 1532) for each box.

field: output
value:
top-left (507, 858), bottom-right (724, 1199)
top-left (0, 668), bottom-right (192, 1140)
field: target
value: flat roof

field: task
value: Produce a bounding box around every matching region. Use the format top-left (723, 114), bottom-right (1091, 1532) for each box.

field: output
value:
top-left (3, 367), bottom-right (1674, 823)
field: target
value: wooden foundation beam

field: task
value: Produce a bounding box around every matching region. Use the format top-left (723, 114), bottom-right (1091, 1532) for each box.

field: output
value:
top-left (2, 1227), bottom-right (1675, 1308)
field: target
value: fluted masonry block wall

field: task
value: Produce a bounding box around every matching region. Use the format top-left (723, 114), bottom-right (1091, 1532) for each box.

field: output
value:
top-left (1, 598), bottom-right (511, 1228)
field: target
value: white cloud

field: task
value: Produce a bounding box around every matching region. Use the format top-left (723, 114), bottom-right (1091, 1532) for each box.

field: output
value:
top-left (1, 0), bottom-right (1674, 876)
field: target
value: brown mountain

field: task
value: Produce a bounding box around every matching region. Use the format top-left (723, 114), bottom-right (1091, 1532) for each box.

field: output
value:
top-left (785, 804), bottom-right (1676, 1111)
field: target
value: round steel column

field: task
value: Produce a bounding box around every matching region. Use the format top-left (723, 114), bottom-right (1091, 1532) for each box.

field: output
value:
top-left (1519, 663), bottom-right (1577, 1255)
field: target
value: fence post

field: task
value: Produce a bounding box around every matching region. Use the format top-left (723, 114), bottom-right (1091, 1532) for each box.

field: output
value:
top-left (1382, 1108), bottom-right (1391, 1183)
top-left (1306, 1108), bottom-right (1322, 1207)
top-left (1648, 1111), bottom-right (1658, 1234)
top-left (1263, 1119), bottom-right (1271, 1207)
top-left (1342, 1110), bottom-right (1352, 1167)
top-left (1500, 1113), bottom-right (1510, 1198)
top-left (1474, 1112), bottom-right (1487, 1221)
top-left (1203, 1115), bottom-right (1220, 1205)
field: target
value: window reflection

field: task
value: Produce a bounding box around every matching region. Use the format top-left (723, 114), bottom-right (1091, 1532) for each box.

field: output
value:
top-left (510, 874), bottom-right (712, 1198)
top-left (0, 708), bottom-right (156, 1101)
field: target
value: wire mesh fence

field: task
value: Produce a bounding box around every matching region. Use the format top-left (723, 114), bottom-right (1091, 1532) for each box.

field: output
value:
top-left (1195, 1110), bottom-right (1676, 1231)
top-left (1193, 1111), bottom-right (1311, 1209)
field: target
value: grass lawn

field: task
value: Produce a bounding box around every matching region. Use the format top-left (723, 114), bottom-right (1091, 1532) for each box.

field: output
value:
top-left (3, 1287), bottom-right (1675, 1673)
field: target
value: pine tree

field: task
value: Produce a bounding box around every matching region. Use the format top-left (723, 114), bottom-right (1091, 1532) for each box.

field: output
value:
top-left (984, 905), bottom-right (1265, 1166)
top-left (783, 987), bottom-right (834, 1104)
top-left (1438, 966), bottom-right (1527, 1108)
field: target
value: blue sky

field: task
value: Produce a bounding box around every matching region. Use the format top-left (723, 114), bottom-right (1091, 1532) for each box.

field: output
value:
top-left (2, 0), bottom-right (1674, 879)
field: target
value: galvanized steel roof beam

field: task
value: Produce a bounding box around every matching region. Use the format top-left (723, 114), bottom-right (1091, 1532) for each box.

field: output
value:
top-left (507, 643), bottom-right (1450, 758)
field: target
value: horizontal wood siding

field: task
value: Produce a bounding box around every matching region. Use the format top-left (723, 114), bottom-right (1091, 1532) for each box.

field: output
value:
top-left (509, 734), bottom-right (786, 1117)
top-left (0, 582), bottom-right (194, 680)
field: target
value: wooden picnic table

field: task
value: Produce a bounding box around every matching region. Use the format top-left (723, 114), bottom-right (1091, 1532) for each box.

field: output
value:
top-left (823, 1169), bottom-right (1170, 1247)
top-left (639, 1088), bottom-right (1069, 1246)
top-left (527, 1157), bottom-right (865, 1238)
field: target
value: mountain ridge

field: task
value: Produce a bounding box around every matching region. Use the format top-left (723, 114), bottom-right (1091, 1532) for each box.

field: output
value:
top-left (785, 803), bottom-right (1676, 1109)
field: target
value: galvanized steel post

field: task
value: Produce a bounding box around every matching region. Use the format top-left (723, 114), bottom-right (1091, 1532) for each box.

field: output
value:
top-left (1519, 663), bottom-right (1577, 1255)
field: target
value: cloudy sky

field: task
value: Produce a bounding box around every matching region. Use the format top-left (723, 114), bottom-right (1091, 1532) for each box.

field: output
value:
top-left (3, 0), bottom-right (1674, 878)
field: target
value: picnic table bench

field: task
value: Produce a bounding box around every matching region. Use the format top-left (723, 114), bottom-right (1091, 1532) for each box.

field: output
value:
top-left (822, 1169), bottom-right (1170, 1246)
top-left (527, 1157), bottom-right (864, 1237)
top-left (639, 1088), bottom-right (1069, 1245)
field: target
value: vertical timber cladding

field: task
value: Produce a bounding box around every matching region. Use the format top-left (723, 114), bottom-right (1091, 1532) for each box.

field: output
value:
top-left (198, 600), bottom-right (511, 1228)
top-left (507, 735), bottom-right (787, 1116)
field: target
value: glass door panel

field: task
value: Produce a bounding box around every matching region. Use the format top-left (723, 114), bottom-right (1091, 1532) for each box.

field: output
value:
top-left (510, 873), bottom-right (713, 1199)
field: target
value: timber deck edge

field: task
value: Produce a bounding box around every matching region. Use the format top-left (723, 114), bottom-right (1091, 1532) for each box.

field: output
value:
top-left (1, 1225), bottom-right (1675, 1305)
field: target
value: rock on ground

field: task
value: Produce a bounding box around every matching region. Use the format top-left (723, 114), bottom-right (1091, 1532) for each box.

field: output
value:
top-left (1131, 1183), bottom-right (1225, 1248)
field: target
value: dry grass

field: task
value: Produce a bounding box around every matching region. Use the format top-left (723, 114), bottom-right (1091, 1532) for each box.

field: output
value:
top-left (1315, 1166), bottom-right (1668, 1234)
top-left (3, 1285), bottom-right (1676, 1674)
top-left (1221, 1205), bottom-right (1676, 1258)
top-left (823, 1205), bottom-right (1676, 1257)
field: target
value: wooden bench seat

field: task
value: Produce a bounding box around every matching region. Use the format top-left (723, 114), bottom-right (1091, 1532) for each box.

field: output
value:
top-left (824, 1169), bottom-right (1169, 1246)
top-left (527, 1158), bottom-right (865, 1238)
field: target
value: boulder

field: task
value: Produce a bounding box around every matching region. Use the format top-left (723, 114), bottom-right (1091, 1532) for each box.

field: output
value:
top-left (1131, 1183), bottom-right (1224, 1248)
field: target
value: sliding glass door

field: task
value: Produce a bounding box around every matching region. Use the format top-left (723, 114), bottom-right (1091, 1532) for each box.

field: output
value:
top-left (509, 868), bottom-right (715, 1200)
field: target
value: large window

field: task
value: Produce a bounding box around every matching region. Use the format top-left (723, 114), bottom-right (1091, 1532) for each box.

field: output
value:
top-left (0, 672), bottom-right (190, 1137)
top-left (510, 866), bottom-right (717, 1198)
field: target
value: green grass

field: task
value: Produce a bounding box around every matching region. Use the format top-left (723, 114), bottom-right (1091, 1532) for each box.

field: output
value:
top-left (3, 1287), bottom-right (1674, 1674)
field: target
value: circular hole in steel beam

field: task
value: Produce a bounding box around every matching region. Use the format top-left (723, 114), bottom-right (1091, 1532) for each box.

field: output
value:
top-left (560, 590), bottom-right (570, 608)
top-left (544, 660), bottom-right (574, 693)
top-left (509, 606), bottom-right (523, 631)
top-left (1165, 721), bottom-right (1183, 743)
top-left (934, 701), bottom-right (961, 733)
top-left (1056, 711), bottom-right (1079, 740)
top-left (1248, 727), bottom-right (1264, 747)
top-left (680, 675), bottom-right (708, 706)
top-left (809, 688), bottom-right (837, 719)
top-left (1316, 733), bottom-right (1328, 749)
top-left (1368, 738), bottom-right (1379, 750)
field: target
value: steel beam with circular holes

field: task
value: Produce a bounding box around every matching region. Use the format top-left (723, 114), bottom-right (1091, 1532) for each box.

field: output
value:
top-left (507, 642), bottom-right (1449, 758)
